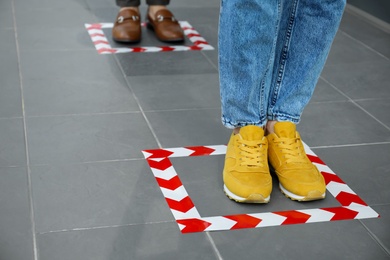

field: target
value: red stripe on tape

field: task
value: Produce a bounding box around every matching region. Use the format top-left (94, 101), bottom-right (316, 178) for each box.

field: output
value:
top-left (275, 210), bottom-right (311, 225)
top-left (156, 175), bottom-right (183, 191)
top-left (192, 41), bottom-right (209, 46)
top-left (186, 33), bottom-right (201, 38)
top-left (143, 149), bottom-right (174, 159)
top-left (307, 154), bottom-right (325, 165)
top-left (90, 33), bottom-right (105, 37)
top-left (323, 207), bottom-right (359, 220)
top-left (160, 46), bottom-right (176, 52)
top-left (322, 171), bottom-right (345, 185)
top-left (86, 24), bottom-right (102, 29)
top-left (185, 146), bottom-right (216, 157)
top-left (224, 214), bottom-right (262, 229)
top-left (97, 48), bottom-right (117, 54)
top-left (177, 218), bottom-right (212, 233)
top-left (166, 196), bottom-right (195, 213)
top-left (131, 47), bottom-right (147, 52)
top-left (146, 157), bottom-right (172, 171)
top-left (93, 40), bottom-right (109, 45)
top-left (336, 191), bottom-right (367, 206)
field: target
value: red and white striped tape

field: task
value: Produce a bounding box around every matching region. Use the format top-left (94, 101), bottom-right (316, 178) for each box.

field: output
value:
top-left (142, 144), bottom-right (379, 233)
top-left (85, 21), bottom-right (214, 54)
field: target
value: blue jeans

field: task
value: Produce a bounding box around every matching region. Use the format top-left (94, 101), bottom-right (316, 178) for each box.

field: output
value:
top-left (219, 0), bottom-right (346, 128)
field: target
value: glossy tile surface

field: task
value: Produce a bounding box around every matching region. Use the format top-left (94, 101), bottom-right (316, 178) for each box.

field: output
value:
top-left (1, 0), bottom-right (389, 259)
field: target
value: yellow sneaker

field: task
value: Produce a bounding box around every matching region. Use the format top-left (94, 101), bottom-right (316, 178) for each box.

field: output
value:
top-left (267, 122), bottom-right (326, 201)
top-left (223, 125), bottom-right (272, 203)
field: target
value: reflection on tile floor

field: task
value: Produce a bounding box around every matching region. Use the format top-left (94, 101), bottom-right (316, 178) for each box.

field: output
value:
top-left (0, 0), bottom-right (389, 259)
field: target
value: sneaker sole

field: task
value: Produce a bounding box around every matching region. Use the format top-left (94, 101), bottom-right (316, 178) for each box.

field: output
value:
top-left (279, 183), bottom-right (325, 201)
top-left (224, 185), bottom-right (270, 204)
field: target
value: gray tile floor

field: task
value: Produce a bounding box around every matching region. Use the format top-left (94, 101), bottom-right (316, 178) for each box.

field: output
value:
top-left (1, 0), bottom-right (389, 259)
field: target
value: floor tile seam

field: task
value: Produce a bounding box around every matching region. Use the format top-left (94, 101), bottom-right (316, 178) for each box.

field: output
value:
top-left (206, 232), bottom-right (224, 260)
top-left (320, 76), bottom-right (390, 131)
top-left (0, 116), bottom-right (23, 120)
top-left (28, 157), bottom-right (146, 167)
top-left (359, 220), bottom-right (390, 257)
top-left (35, 220), bottom-right (176, 235)
top-left (309, 99), bottom-right (350, 105)
top-left (12, 1), bottom-right (38, 259)
top-left (112, 43), bottom-right (223, 256)
top-left (25, 111), bottom-right (142, 118)
top-left (310, 141), bottom-right (390, 149)
top-left (345, 4), bottom-right (390, 34)
top-left (0, 164), bottom-right (28, 169)
top-left (353, 97), bottom-right (390, 102)
top-left (201, 51), bottom-right (218, 72)
top-left (337, 29), bottom-right (390, 61)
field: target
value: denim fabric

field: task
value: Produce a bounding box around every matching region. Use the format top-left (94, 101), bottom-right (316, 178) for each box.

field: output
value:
top-left (116, 0), bottom-right (169, 7)
top-left (219, 0), bottom-right (346, 128)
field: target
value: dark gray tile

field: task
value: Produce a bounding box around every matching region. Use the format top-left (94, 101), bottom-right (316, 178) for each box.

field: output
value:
top-left (172, 7), bottom-right (220, 27)
top-left (0, 50), bottom-right (22, 118)
top-left (340, 11), bottom-right (390, 58)
top-left (356, 99), bottom-right (390, 129)
top-left (361, 204), bottom-right (390, 254)
top-left (85, 0), bottom-right (117, 9)
top-left (310, 78), bottom-right (348, 104)
top-left (0, 167), bottom-right (34, 260)
top-left (20, 51), bottom-right (122, 81)
top-left (299, 101), bottom-right (390, 147)
top-left (14, 0), bottom-right (88, 10)
top-left (0, 29), bottom-right (16, 50)
top-left (117, 51), bottom-right (217, 76)
top-left (313, 144), bottom-right (390, 205)
top-left (322, 59), bottom-right (390, 100)
top-left (172, 155), bottom-right (339, 218)
top-left (17, 27), bottom-right (94, 51)
top-left (26, 113), bottom-right (158, 164)
top-left (325, 31), bottom-right (386, 66)
top-left (145, 109), bottom-right (229, 147)
top-left (23, 76), bottom-right (140, 116)
top-left (15, 7), bottom-right (95, 28)
top-left (211, 220), bottom-right (389, 260)
top-left (37, 222), bottom-right (218, 260)
top-left (0, 118), bottom-right (26, 167)
top-left (31, 160), bottom-right (172, 233)
top-left (0, 1), bottom-right (13, 29)
top-left (129, 73), bottom-right (220, 111)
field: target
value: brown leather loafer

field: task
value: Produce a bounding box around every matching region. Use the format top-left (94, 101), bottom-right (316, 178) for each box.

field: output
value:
top-left (147, 9), bottom-right (184, 42)
top-left (112, 9), bottom-right (141, 43)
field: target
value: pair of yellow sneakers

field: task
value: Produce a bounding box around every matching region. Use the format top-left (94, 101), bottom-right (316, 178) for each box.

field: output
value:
top-left (223, 122), bottom-right (326, 203)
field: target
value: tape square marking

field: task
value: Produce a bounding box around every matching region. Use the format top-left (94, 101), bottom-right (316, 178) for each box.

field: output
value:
top-left (143, 145), bottom-right (379, 233)
top-left (85, 21), bottom-right (214, 54)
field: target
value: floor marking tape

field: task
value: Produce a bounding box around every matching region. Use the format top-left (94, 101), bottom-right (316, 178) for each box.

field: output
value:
top-left (142, 144), bottom-right (380, 233)
top-left (85, 21), bottom-right (214, 54)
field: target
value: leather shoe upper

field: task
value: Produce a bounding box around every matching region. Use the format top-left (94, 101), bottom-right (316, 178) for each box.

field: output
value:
top-left (147, 9), bottom-right (184, 42)
top-left (112, 9), bottom-right (141, 43)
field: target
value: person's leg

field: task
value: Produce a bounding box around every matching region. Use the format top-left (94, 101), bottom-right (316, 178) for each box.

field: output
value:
top-left (146, 0), bottom-right (184, 42)
top-left (146, 0), bottom-right (170, 16)
top-left (267, 0), bottom-right (346, 126)
top-left (116, 0), bottom-right (140, 7)
top-left (266, 0), bottom-right (346, 201)
top-left (219, 0), bottom-right (280, 130)
top-left (219, 0), bottom-right (281, 203)
top-left (112, 0), bottom-right (141, 42)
